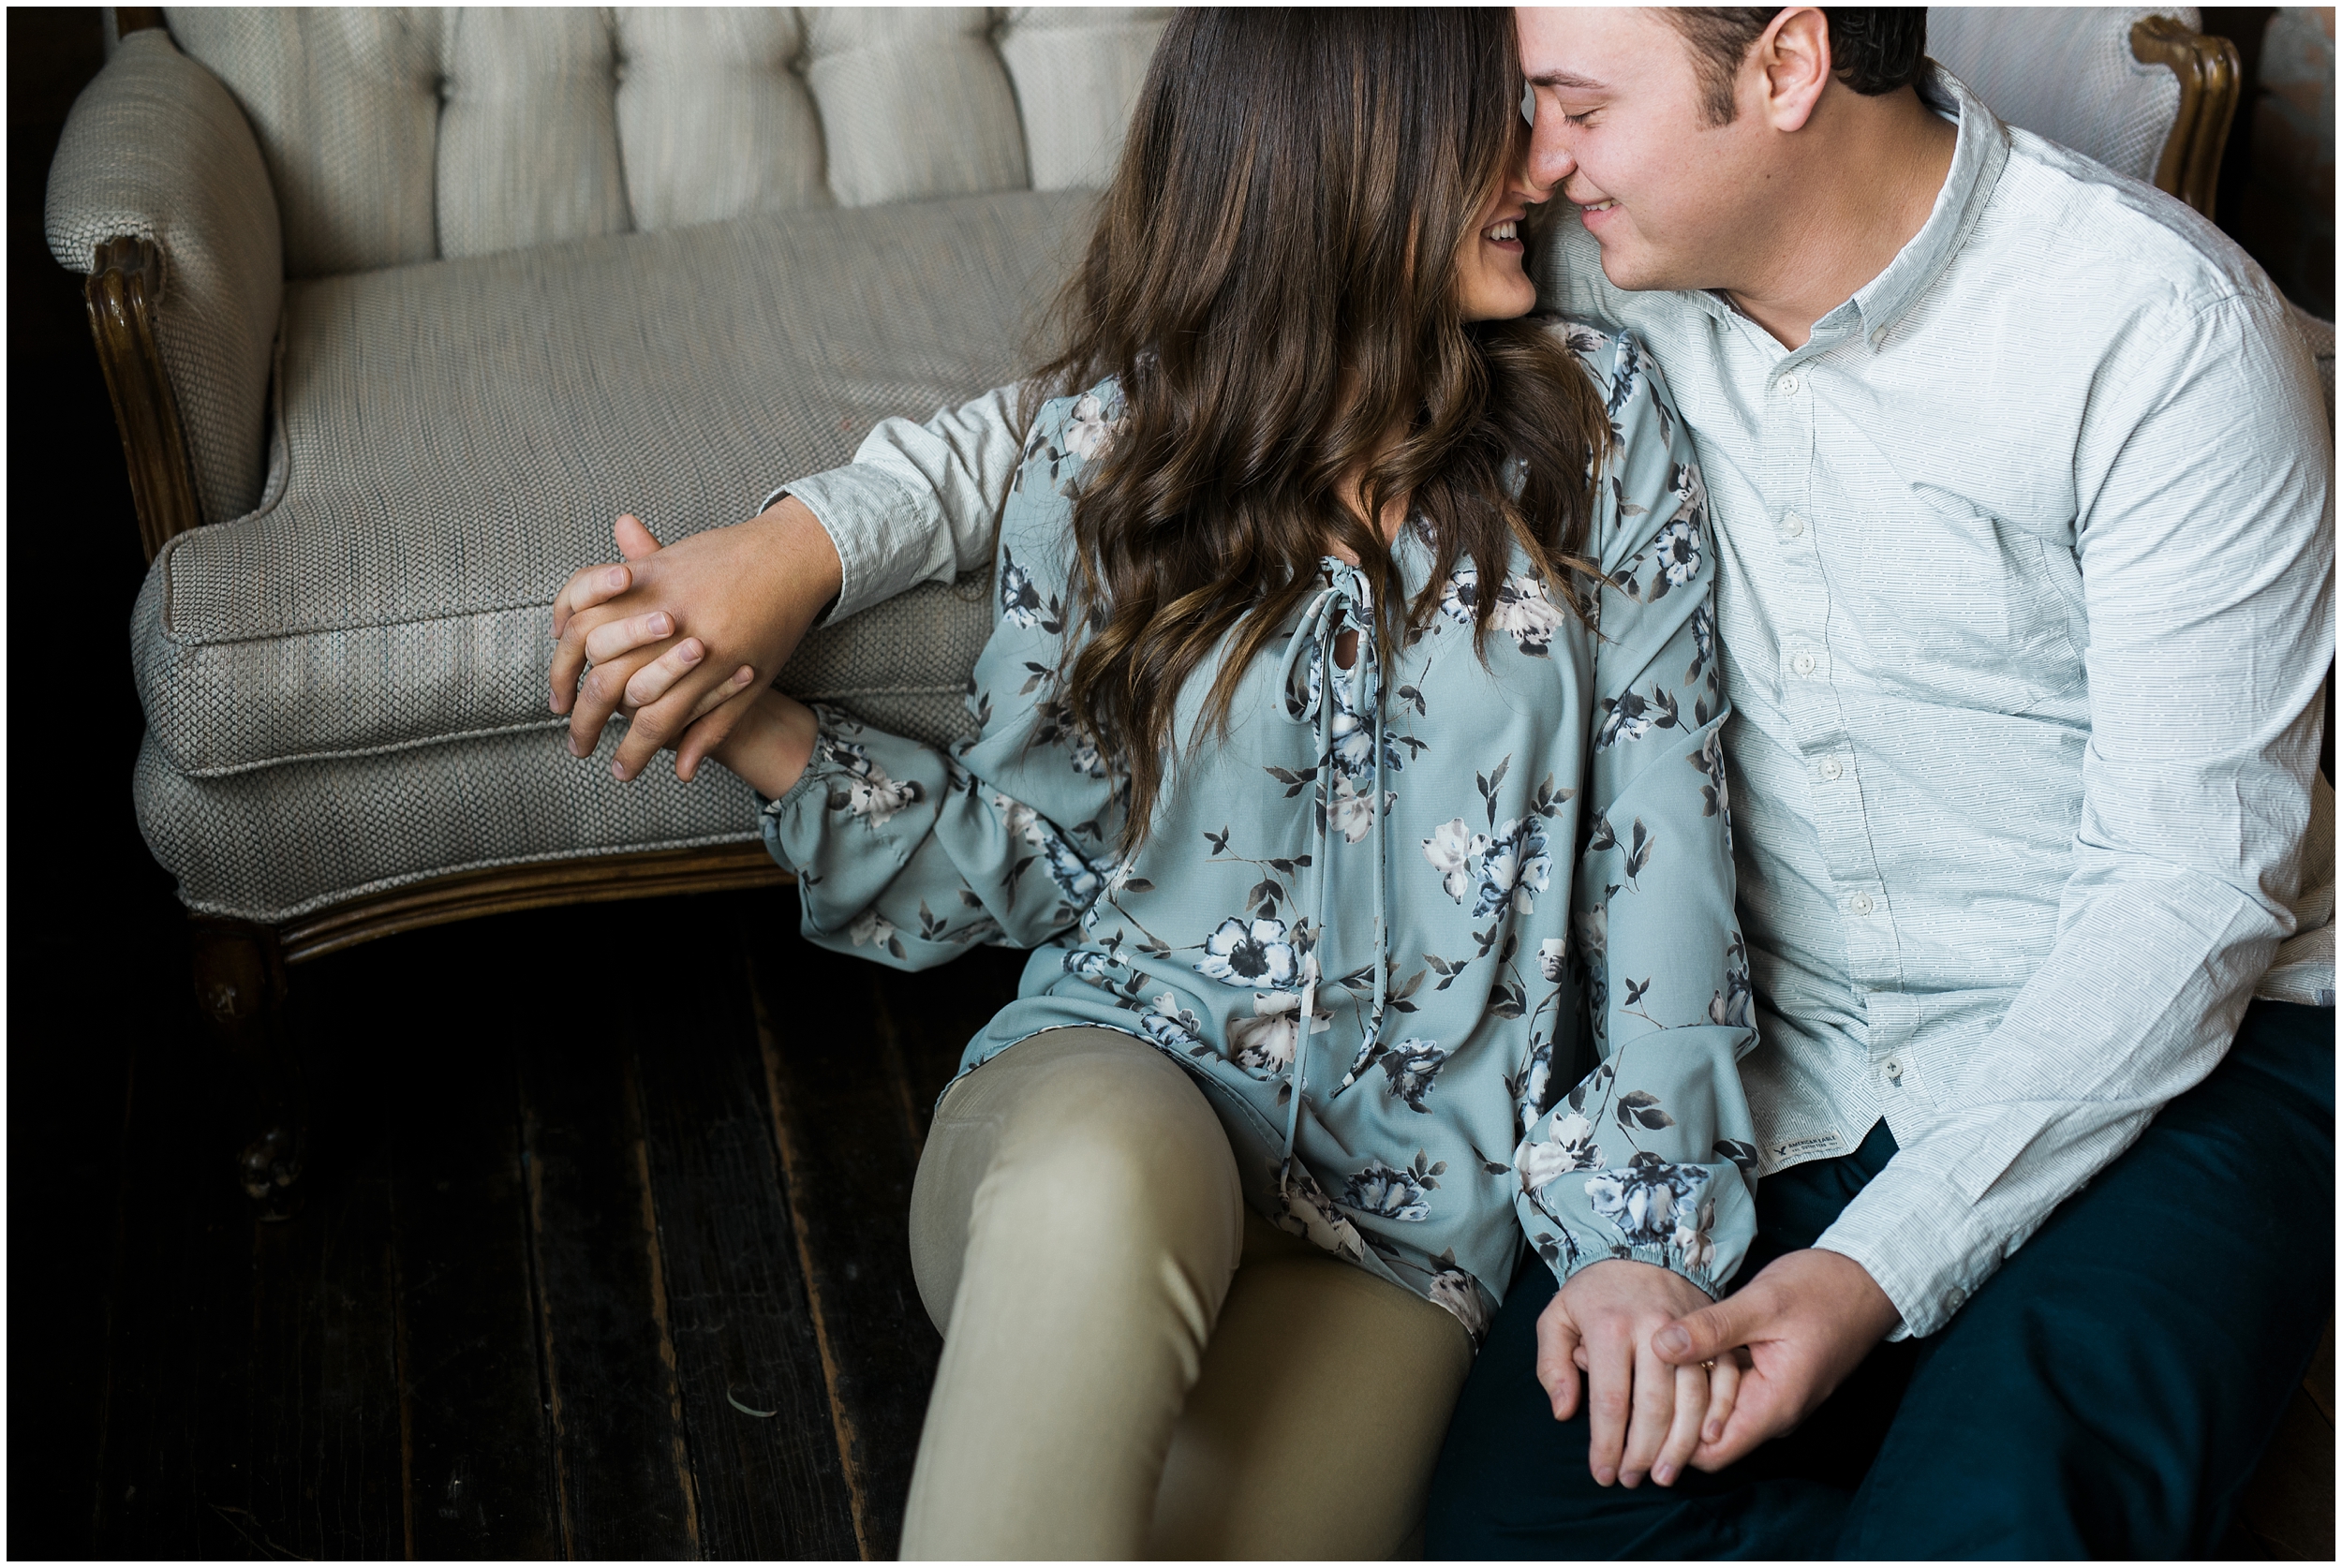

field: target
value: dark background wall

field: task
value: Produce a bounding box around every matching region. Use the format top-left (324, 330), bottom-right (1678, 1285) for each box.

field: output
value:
top-left (9, 8), bottom-right (171, 1561)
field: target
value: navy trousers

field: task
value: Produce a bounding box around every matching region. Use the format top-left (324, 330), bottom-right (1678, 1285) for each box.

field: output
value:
top-left (1425, 1000), bottom-right (2335, 1559)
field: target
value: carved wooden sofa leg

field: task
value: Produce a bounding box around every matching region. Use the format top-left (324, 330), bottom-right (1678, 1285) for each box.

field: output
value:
top-left (187, 917), bottom-right (304, 1219)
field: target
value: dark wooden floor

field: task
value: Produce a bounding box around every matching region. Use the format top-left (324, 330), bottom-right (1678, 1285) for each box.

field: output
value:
top-left (76, 889), bottom-right (1025, 1561)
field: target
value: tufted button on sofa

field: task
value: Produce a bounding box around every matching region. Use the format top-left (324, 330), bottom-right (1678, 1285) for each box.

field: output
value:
top-left (48, 5), bottom-right (1165, 1200)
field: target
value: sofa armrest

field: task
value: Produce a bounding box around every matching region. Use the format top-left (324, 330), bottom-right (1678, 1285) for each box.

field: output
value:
top-left (46, 26), bottom-right (283, 551)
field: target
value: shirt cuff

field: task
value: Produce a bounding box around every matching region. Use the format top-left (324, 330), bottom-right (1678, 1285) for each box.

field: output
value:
top-left (762, 464), bottom-right (933, 626)
top-left (1812, 1161), bottom-right (2007, 1339)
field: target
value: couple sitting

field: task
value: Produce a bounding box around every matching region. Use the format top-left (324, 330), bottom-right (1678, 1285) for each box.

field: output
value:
top-left (547, 7), bottom-right (2334, 1559)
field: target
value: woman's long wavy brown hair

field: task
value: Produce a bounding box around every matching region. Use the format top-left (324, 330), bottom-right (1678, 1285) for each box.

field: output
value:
top-left (1033, 8), bottom-right (1611, 849)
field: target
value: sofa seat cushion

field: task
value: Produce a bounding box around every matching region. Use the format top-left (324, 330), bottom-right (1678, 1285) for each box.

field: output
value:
top-left (136, 718), bottom-right (773, 924)
top-left (133, 189), bottom-right (1092, 777)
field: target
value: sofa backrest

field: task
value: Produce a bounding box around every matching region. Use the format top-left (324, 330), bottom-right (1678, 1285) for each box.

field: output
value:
top-left (159, 6), bottom-right (1168, 278)
top-left (1927, 6), bottom-right (2199, 186)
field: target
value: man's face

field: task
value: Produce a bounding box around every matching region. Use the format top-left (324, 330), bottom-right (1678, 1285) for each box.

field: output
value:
top-left (1515, 8), bottom-right (1770, 293)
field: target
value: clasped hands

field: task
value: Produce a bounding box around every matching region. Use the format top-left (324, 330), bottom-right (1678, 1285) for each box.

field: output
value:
top-left (1541, 1247), bottom-right (1900, 1487)
top-left (548, 505), bottom-right (835, 797)
top-left (546, 511), bottom-right (1907, 1483)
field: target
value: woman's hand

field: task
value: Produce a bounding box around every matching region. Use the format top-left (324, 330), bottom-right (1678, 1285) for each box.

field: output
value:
top-left (561, 539), bottom-right (822, 796)
top-left (703, 688), bottom-right (822, 799)
top-left (549, 500), bottom-right (842, 781)
top-left (1537, 1258), bottom-right (1740, 1489)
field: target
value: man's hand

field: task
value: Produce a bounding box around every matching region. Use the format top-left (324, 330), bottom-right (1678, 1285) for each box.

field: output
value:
top-left (1539, 1259), bottom-right (1731, 1489)
top-left (549, 497), bottom-right (843, 781)
top-left (1651, 1247), bottom-right (1903, 1472)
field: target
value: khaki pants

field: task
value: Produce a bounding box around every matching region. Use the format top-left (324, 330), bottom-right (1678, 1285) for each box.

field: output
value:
top-left (901, 1028), bottom-right (1475, 1560)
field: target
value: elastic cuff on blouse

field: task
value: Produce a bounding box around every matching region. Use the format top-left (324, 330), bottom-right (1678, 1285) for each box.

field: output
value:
top-left (1543, 1239), bottom-right (1729, 1305)
top-left (751, 726), bottom-right (840, 868)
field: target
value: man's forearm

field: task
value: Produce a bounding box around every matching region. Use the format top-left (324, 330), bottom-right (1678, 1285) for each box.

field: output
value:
top-left (1818, 875), bottom-right (2285, 1338)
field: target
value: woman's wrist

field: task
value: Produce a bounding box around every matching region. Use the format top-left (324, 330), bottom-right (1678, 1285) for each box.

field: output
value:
top-left (711, 689), bottom-right (820, 798)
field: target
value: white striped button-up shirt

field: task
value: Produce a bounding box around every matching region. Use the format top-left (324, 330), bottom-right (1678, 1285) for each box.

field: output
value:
top-left (778, 68), bottom-right (2333, 1338)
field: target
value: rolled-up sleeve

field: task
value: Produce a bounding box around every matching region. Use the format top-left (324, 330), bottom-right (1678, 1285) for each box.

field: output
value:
top-left (765, 384), bottom-right (1026, 623)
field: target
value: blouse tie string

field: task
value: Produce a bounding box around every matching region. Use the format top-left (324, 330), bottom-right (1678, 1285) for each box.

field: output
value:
top-left (1272, 566), bottom-right (1393, 1191)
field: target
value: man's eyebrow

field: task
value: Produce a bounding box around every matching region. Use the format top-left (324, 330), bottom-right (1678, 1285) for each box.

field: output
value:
top-left (1526, 70), bottom-right (1608, 90)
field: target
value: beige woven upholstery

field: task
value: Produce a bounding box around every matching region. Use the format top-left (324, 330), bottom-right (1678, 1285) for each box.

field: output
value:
top-left (1928, 7), bottom-right (2198, 185)
top-left (997, 7), bottom-right (1169, 190)
top-left (130, 190), bottom-right (1080, 780)
top-left (161, 8), bottom-right (444, 278)
top-left (42, 7), bottom-right (1165, 923)
top-left (614, 8), bottom-right (830, 230)
top-left (133, 718), bottom-right (756, 923)
top-left (43, 27), bottom-right (283, 526)
top-left (144, 6), bottom-right (1164, 275)
top-left (437, 7), bottom-right (635, 259)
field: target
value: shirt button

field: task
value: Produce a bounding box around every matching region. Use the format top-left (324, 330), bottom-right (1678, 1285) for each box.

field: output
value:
top-left (1776, 373), bottom-right (1801, 396)
top-left (1851, 893), bottom-right (1875, 915)
top-left (1782, 511), bottom-right (1807, 539)
top-left (1792, 652), bottom-right (1817, 676)
top-left (1882, 1057), bottom-right (1903, 1082)
top-left (1820, 756), bottom-right (1844, 781)
top-left (1943, 1285), bottom-right (1968, 1314)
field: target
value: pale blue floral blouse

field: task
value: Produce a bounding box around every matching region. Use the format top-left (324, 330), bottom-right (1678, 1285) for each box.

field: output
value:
top-left (759, 322), bottom-right (1759, 1339)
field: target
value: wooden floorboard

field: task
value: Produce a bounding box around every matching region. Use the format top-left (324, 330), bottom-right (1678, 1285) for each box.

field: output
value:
top-left (351, 927), bottom-right (563, 1561)
top-left (748, 898), bottom-right (940, 1560)
top-left (91, 1043), bottom-right (270, 1561)
top-left (47, 887), bottom-right (2339, 1561)
top-left (240, 1029), bottom-right (404, 1562)
top-left (873, 939), bottom-right (1030, 1148)
top-left (742, 893), bottom-right (1034, 1559)
top-left (513, 909), bottom-right (703, 1561)
top-left (630, 908), bottom-right (860, 1561)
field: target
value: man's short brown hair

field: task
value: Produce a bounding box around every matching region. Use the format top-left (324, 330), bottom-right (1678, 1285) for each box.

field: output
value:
top-left (1668, 7), bottom-right (1930, 126)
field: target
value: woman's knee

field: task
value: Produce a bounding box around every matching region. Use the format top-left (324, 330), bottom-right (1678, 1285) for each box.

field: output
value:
top-left (976, 1046), bottom-right (1238, 1242)
top-left (912, 1029), bottom-right (1244, 1325)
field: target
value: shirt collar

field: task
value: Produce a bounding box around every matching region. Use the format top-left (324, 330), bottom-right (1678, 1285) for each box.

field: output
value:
top-left (1845, 63), bottom-right (2008, 343)
top-left (1687, 63), bottom-right (2010, 345)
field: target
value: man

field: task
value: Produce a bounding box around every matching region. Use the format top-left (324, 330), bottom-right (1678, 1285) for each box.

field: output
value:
top-left (549, 7), bottom-right (2333, 1556)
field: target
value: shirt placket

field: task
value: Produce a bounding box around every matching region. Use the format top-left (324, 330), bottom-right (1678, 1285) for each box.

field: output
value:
top-left (1746, 324), bottom-right (1917, 1108)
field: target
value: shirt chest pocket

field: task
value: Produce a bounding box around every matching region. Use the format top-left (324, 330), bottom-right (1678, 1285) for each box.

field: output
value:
top-left (1839, 483), bottom-right (2087, 717)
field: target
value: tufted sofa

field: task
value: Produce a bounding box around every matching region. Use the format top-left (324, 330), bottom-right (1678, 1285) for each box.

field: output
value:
top-left (49, 5), bottom-right (1165, 1196)
top-left (55, 5), bottom-right (1168, 926)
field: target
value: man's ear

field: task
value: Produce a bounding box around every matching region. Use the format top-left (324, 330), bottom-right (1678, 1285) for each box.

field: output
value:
top-left (1753, 7), bottom-right (1831, 133)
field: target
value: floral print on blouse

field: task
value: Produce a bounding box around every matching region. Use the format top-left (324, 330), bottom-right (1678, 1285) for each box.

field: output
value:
top-left (759, 322), bottom-right (1759, 1339)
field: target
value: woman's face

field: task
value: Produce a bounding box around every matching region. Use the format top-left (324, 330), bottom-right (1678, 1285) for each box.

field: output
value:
top-left (1456, 155), bottom-right (1542, 322)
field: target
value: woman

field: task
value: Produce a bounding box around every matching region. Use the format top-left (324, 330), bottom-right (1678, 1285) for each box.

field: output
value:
top-left (605, 10), bottom-right (1756, 1557)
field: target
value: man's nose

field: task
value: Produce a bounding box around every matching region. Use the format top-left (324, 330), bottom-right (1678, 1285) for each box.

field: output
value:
top-left (1527, 113), bottom-right (1575, 191)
